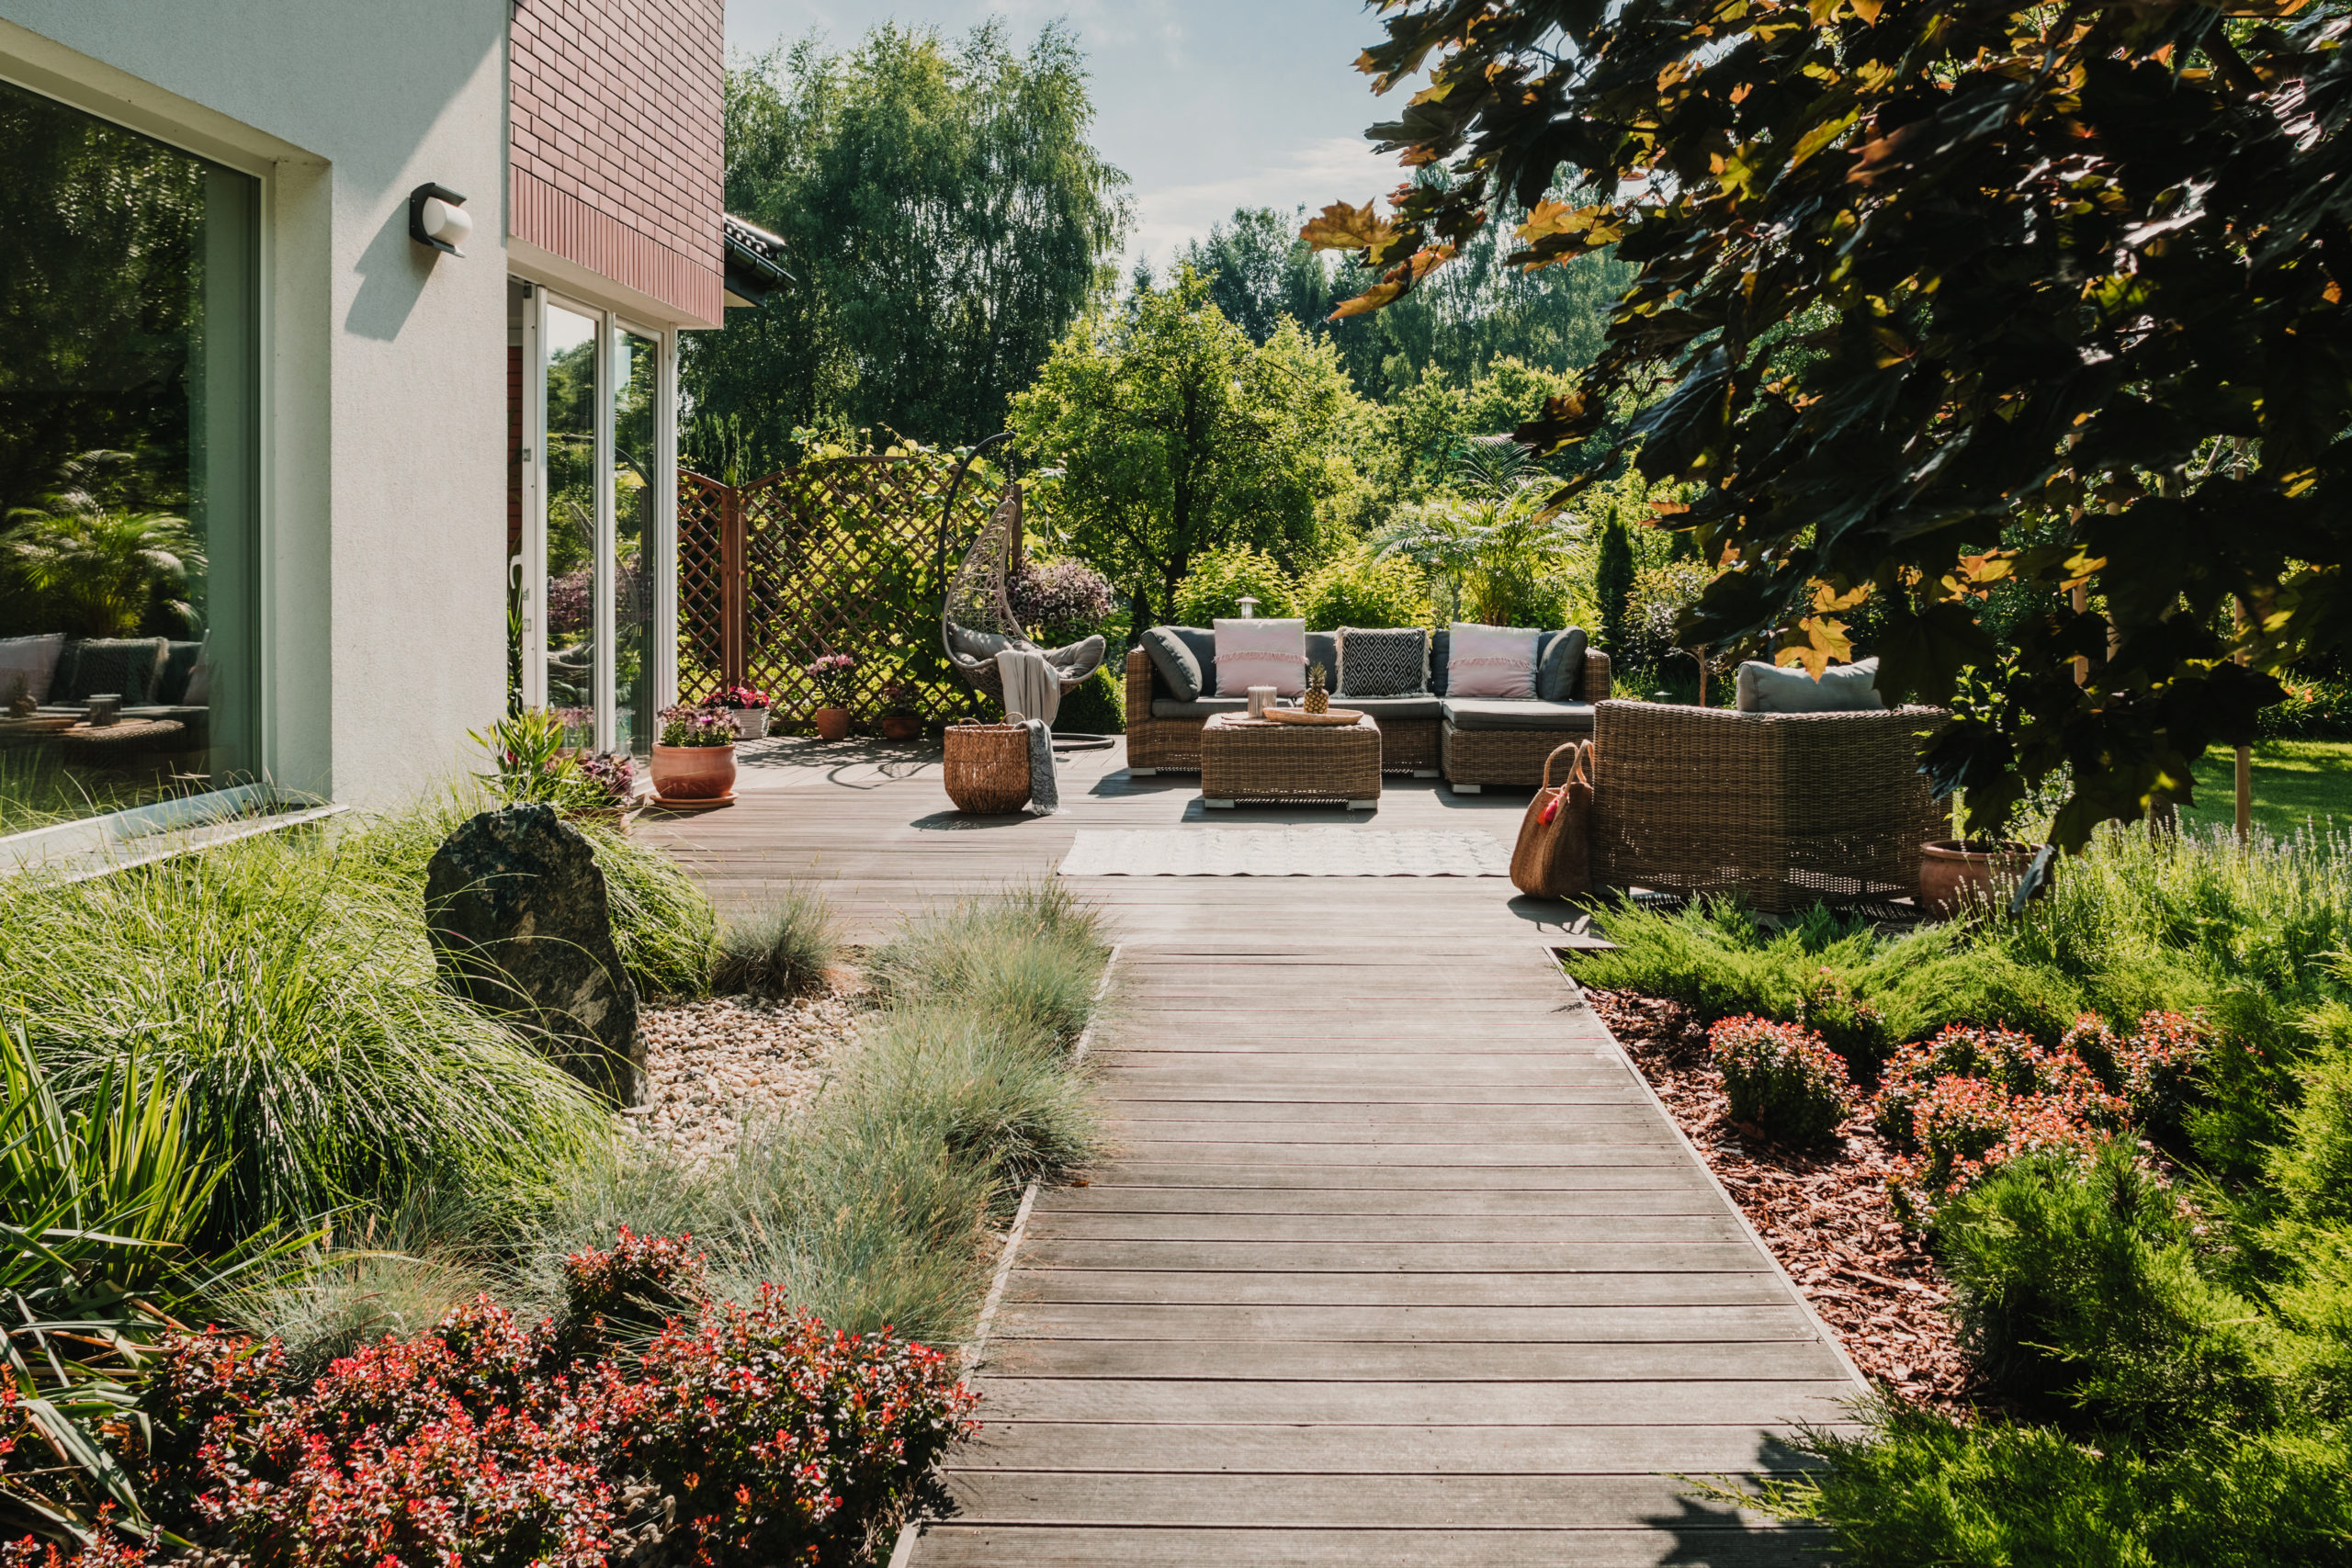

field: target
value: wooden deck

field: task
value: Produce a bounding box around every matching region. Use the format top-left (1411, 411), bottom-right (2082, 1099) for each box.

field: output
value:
top-left (639, 737), bottom-right (1863, 1565)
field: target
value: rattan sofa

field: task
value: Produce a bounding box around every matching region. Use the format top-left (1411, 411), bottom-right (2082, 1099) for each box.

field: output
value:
top-left (1587, 698), bottom-right (1948, 913)
top-left (1124, 635), bottom-right (1611, 784)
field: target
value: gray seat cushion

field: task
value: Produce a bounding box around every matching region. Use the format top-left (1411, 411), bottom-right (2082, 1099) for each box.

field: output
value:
top-left (1343, 694), bottom-right (1442, 721)
top-left (1441, 697), bottom-right (1598, 732)
top-left (1142, 625), bottom-right (1217, 703)
top-left (948, 623), bottom-right (1012, 663)
top-left (1150, 695), bottom-right (1250, 720)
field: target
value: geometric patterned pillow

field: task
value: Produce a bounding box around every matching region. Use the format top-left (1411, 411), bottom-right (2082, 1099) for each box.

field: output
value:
top-left (1338, 626), bottom-right (1428, 697)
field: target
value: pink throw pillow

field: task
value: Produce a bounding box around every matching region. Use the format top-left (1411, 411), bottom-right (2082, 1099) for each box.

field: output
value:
top-left (1446, 621), bottom-right (1541, 699)
top-left (1214, 617), bottom-right (1306, 697)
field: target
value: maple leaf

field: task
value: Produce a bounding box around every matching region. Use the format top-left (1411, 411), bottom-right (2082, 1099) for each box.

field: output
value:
top-left (1299, 200), bottom-right (1400, 254)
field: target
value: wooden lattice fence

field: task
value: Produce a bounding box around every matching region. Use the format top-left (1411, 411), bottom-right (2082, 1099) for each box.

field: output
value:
top-left (677, 455), bottom-right (1006, 724)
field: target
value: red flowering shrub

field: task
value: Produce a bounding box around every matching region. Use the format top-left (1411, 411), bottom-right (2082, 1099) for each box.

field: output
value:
top-left (1871, 1023), bottom-right (2130, 1148)
top-left (1708, 1016), bottom-right (1854, 1147)
top-left (1886, 1074), bottom-right (2109, 1223)
top-left (2065, 1010), bottom-right (2213, 1129)
top-left (114, 1234), bottom-right (978, 1568)
top-left (1793, 967), bottom-right (1894, 1072)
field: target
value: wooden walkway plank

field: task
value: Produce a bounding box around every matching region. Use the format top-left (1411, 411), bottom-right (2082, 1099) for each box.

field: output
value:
top-left (639, 742), bottom-right (1860, 1565)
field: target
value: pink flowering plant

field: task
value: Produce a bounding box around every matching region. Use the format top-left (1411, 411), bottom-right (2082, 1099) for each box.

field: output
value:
top-left (658, 704), bottom-right (734, 748)
top-left (1884, 1074), bottom-right (2109, 1224)
top-left (713, 682), bottom-right (771, 712)
top-left (1707, 1016), bottom-right (1854, 1148)
top-left (17, 1230), bottom-right (979, 1568)
top-left (803, 653), bottom-right (857, 707)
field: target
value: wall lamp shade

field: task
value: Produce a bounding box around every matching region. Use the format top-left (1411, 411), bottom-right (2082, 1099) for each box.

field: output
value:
top-left (408, 182), bottom-right (469, 255)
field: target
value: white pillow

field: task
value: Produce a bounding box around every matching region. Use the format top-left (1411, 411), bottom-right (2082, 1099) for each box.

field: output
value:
top-left (1446, 621), bottom-right (1541, 699)
top-left (0, 633), bottom-right (66, 705)
top-left (1213, 617), bottom-right (1306, 697)
top-left (183, 653), bottom-right (212, 706)
top-left (1736, 656), bottom-right (1886, 714)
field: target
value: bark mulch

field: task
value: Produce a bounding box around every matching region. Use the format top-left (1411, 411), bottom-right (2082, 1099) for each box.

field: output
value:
top-left (1585, 986), bottom-right (1980, 1416)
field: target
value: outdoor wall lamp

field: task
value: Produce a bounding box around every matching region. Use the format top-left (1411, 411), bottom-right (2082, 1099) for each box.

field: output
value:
top-left (408, 182), bottom-right (469, 255)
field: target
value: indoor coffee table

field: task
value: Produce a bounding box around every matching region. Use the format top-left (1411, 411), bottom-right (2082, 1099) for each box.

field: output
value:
top-left (1199, 710), bottom-right (1382, 810)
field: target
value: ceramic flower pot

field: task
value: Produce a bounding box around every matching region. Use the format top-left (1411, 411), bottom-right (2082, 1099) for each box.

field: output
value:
top-left (729, 706), bottom-right (771, 740)
top-left (880, 715), bottom-right (922, 741)
top-left (650, 742), bottom-right (736, 800)
top-left (1919, 838), bottom-right (2035, 919)
top-left (813, 706), bottom-right (852, 741)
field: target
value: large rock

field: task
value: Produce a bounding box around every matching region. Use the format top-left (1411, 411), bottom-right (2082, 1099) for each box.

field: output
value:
top-left (424, 804), bottom-right (643, 1106)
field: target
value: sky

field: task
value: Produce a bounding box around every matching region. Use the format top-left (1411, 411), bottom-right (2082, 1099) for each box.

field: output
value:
top-left (722, 0), bottom-right (1412, 270)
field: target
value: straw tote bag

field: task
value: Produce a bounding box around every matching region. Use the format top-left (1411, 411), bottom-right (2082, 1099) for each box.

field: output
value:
top-left (1509, 739), bottom-right (1595, 898)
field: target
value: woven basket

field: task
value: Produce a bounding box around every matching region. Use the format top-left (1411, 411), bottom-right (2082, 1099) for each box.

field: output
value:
top-left (944, 721), bottom-right (1033, 814)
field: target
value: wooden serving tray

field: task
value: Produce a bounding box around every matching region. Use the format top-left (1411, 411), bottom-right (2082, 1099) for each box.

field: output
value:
top-left (1260, 706), bottom-right (1364, 727)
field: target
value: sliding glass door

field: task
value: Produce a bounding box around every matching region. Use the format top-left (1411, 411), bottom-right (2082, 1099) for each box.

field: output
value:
top-left (514, 286), bottom-right (673, 757)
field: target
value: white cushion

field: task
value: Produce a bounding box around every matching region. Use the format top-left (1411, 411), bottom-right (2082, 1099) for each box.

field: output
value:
top-left (0, 633), bottom-right (65, 705)
top-left (1213, 617), bottom-right (1306, 697)
top-left (1736, 656), bottom-right (1886, 713)
top-left (1445, 621), bottom-right (1541, 699)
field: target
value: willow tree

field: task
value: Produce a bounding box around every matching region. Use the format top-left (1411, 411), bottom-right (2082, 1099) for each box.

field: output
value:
top-left (1308, 0), bottom-right (2352, 842)
top-left (682, 20), bottom-right (1129, 471)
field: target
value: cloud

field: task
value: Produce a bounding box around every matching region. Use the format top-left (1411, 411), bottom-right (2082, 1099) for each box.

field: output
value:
top-left (1130, 134), bottom-right (1399, 268)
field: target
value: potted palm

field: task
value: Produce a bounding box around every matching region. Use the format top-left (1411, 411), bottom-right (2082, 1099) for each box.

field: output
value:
top-left (650, 703), bottom-right (737, 803)
top-left (878, 680), bottom-right (922, 741)
top-left (805, 653), bottom-right (856, 740)
top-left (714, 682), bottom-right (773, 740)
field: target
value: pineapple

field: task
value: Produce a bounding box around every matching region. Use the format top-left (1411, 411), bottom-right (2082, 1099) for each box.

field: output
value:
top-left (1304, 662), bottom-right (1329, 715)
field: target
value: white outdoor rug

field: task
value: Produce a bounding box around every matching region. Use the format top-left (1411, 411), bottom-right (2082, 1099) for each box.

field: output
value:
top-left (1058, 828), bottom-right (1510, 877)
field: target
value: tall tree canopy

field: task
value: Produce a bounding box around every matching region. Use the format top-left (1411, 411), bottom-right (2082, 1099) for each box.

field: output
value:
top-left (683, 20), bottom-right (1129, 471)
top-left (1310, 0), bottom-right (2352, 842)
top-left (1011, 271), bottom-right (1368, 632)
top-left (1179, 208), bottom-right (1334, 346)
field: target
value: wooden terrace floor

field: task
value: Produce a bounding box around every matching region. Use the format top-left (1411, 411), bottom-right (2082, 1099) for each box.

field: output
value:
top-left (639, 737), bottom-right (1863, 1565)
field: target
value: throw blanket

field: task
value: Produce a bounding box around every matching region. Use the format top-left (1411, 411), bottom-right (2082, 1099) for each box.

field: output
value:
top-left (996, 648), bottom-right (1060, 816)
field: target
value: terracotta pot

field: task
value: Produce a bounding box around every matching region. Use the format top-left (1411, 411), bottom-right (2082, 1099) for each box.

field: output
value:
top-left (1919, 838), bottom-right (2035, 919)
top-left (813, 706), bottom-right (852, 741)
top-left (880, 715), bottom-right (922, 741)
top-left (650, 742), bottom-right (736, 800)
top-left (729, 706), bottom-right (771, 740)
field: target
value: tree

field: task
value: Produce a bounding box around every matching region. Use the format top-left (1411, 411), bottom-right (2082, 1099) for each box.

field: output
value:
top-left (1594, 514), bottom-right (1634, 661)
top-left (681, 21), bottom-right (1129, 471)
top-left (1011, 271), bottom-right (1367, 634)
top-left (1179, 207), bottom-right (1333, 345)
top-left (1308, 1), bottom-right (2352, 843)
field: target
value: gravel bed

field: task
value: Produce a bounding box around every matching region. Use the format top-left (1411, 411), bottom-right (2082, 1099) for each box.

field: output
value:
top-left (627, 990), bottom-right (863, 1166)
top-left (1585, 985), bottom-right (1979, 1415)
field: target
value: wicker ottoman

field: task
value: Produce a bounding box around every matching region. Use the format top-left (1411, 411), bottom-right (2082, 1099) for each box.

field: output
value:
top-left (1200, 712), bottom-right (1381, 809)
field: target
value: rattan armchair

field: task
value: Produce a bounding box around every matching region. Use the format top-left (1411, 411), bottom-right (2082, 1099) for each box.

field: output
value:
top-left (1588, 699), bottom-right (1949, 913)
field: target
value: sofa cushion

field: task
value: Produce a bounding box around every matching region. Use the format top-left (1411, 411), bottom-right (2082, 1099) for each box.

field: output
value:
top-left (1213, 617), bottom-right (1306, 697)
top-left (1338, 627), bottom-right (1428, 697)
top-left (0, 633), bottom-right (66, 706)
top-left (1142, 625), bottom-right (1214, 703)
top-left (1442, 697), bottom-right (1598, 732)
top-left (1536, 627), bottom-right (1589, 702)
top-left (1736, 656), bottom-right (1885, 714)
top-left (1344, 694), bottom-right (1442, 721)
top-left (59, 637), bottom-right (167, 705)
top-left (1305, 629), bottom-right (1339, 688)
top-left (154, 640), bottom-right (205, 705)
top-left (1429, 630), bottom-right (1450, 695)
top-left (1150, 695), bottom-right (1249, 720)
top-left (1446, 622), bottom-right (1542, 699)
top-left (949, 623), bottom-right (1012, 663)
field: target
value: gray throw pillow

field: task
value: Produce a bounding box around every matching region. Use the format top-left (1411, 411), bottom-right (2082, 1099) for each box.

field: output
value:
top-left (1736, 656), bottom-right (1886, 714)
top-left (1305, 630), bottom-right (1339, 686)
top-left (1428, 630), bottom-right (1450, 695)
top-left (949, 623), bottom-right (1011, 662)
top-left (1536, 627), bottom-right (1589, 702)
top-left (1338, 627), bottom-right (1428, 697)
top-left (1141, 625), bottom-right (1207, 703)
top-left (60, 637), bottom-right (166, 705)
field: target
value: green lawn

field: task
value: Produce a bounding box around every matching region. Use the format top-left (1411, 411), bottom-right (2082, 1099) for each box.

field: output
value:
top-left (2178, 738), bottom-right (2352, 838)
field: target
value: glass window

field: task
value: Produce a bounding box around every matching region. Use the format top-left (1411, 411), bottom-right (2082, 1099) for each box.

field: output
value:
top-left (612, 327), bottom-right (659, 757)
top-left (0, 77), bottom-right (259, 831)
top-left (541, 302), bottom-right (599, 748)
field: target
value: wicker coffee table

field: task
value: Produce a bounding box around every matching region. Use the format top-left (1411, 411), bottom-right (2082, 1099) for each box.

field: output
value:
top-left (1199, 712), bottom-right (1381, 810)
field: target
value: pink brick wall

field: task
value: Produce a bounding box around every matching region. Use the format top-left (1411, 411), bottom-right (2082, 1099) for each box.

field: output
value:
top-left (510, 0), bottom-right (726, 327)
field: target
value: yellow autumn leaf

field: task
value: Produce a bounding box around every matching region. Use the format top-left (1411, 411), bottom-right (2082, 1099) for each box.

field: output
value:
top-left (1811, 579), bottom-right (1871, 614)
top-left (1299, 199), bottom-right (1399, 254)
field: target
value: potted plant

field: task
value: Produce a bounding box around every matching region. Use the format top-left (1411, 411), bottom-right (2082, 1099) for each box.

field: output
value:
top-left (650, 703), bottom-right (737, 801)
top-left (805, 652), bottom-right (856, 740)
top-left (878, 680), bottom-right (922, 741)
top-left (1919, 792), bottom-right (2036, 918)
top-left (714, 682), bottom-right (773, 740)
top-left (569, 750), bottom-right (638, 825)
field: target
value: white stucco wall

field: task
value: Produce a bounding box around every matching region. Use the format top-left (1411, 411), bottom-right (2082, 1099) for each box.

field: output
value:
top-left (0, 3), bottom-right (512, 807)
